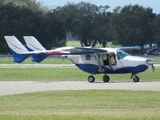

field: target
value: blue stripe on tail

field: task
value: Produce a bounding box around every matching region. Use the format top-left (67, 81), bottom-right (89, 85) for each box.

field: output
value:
top-left (31, 54), bottom-right (48, 62)
top-left (25, 45), bottom-right (48, 63)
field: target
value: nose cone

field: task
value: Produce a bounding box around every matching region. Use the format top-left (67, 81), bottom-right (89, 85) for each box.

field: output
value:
top-left (125, 56), bottom-right (156, 73)
top-left (146, 59), bottom-right (156, 65)
top-left (146, 59), bottom-right (156, 71)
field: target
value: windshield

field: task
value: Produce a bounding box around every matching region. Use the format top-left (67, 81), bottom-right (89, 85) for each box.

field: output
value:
top-left (117, 50), bottom-right (130, 59)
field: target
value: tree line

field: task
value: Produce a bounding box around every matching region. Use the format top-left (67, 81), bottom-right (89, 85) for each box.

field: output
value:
top-left (0, 0), bottom-right (160, 53)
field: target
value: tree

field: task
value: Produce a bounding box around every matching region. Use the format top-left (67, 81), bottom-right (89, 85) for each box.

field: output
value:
top-left (3, 0), bottom-right (49, 12)
top-left (92, 5), bottom-right (112, 47)
top-left (110, 4), bottom-right (156, 50)
top-left (153, 14), bottom-right (160, 46)
top-left (55, 2), bottom-right (79, 39)
top-left (0, 2), bottom-right (66, 53)
top-left (44, 10), bottom-right (66, 48)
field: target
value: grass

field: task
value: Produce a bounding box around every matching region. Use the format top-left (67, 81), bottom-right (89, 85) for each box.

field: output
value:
top-left (0, 90), bottom-right (159, 120)
top-left (0, 67), bottom-right (159, 82)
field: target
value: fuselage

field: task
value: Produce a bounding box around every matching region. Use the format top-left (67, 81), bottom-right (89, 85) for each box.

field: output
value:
top-left (67, 48), bottom-right (150, 74)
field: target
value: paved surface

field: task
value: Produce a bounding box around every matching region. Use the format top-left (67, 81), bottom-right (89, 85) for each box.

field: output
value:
top-left (0, 81), bottom-right (160, 96)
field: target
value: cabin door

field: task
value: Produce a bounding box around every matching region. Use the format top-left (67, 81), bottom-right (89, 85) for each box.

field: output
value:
top-left (102, 52), bottom-right (117, 66)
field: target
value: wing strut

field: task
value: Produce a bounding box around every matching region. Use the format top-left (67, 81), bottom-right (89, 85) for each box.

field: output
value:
top-left (95, 53), bottom-right (104, 72)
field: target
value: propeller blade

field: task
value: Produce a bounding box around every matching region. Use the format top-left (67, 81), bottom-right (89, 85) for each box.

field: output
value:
top-left (151, 64), bottom-right (155, 72)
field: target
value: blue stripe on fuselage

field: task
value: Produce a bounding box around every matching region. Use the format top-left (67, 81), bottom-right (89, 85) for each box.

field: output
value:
top-left (75, 64), bottom-right (148, 74)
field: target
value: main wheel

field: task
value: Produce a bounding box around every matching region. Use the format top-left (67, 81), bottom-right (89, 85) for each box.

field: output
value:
top-left (103, 75), bottom-right (110, 82)
top-left (133, 75), bottom-right (139, 82)
top-left (88, 75), bottom-right (95, 83)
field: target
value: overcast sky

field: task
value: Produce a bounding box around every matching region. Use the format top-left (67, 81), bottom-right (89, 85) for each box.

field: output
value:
top-left (36, 0), bottom-right (160, 14)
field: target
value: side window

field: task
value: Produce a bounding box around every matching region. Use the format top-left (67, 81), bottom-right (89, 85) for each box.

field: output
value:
top-left (102, 54), bottom-right (107, 60)
top-left (117, 51), bottom-right (123, 59)
top-left (117, 50), bottom-right (130, 59)
top-left (86, 55), bottom-right (91, 60)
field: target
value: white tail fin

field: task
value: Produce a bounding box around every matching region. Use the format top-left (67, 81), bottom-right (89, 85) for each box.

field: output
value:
top-left (23, 36), bottom-right (46, 51)
top-left (4, 36), bottom-right (30, 63)
top-left (4, 36), bottom-right (29, 54)
top-left (23, 36), bottom-right (48, 62)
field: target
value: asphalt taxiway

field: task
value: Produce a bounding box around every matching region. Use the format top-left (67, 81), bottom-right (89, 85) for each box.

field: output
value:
top-left (0, 81), bottom-right (159, 96)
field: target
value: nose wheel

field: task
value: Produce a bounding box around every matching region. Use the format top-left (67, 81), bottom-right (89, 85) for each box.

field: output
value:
top-left (131, 74), bottom-right (140, 82)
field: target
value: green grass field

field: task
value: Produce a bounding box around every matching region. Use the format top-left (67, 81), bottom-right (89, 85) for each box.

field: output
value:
top-left (0, 90), bottom-right (160, 120)
top-left (0, 67), bottom-right (159, 82)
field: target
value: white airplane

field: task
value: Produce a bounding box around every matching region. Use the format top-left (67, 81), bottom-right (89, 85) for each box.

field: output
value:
top-left (4, 36), bottom-right (155, 83)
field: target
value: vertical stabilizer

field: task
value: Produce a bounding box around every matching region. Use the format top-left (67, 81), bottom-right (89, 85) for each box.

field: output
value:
top-left (23, 36), bottom-right (47, 62)
top-left (4, 36), bottom-right (30, 63)
top-left (23, 36), bottom-right (46, 51)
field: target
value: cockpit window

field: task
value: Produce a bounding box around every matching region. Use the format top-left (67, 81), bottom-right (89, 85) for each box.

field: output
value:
top-left (117, 50), bottom-right (130, 59)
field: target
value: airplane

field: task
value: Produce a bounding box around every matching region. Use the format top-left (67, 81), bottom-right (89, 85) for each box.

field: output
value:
top-left (4, 36), bottom-right (156, 83)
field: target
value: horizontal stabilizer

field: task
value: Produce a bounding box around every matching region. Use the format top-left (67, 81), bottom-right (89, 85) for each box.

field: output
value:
top-left (31, 54), bottom-right (48, 63)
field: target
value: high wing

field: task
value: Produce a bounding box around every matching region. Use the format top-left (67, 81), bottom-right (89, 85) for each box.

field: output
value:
top-left (119, 46), bottom-right (141, 51)
top-left (23, 36), bottom-right (107, 54)
top-left (4, 36), bottom-right (108, 63)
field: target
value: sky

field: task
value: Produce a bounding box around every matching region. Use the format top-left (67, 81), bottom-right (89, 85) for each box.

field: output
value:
top-left (36, 0), bottom-right (160, 14)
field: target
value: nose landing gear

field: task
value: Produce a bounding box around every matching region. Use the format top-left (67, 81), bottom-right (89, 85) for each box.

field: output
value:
top-left (131, 74), bottom-right (140, 82)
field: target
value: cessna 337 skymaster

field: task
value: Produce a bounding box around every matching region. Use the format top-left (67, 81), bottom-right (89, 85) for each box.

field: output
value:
top-left (4, 36), bottom-right (156, 83)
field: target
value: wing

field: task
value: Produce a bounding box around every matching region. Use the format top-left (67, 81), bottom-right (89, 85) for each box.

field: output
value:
top-left (118, 46), bottom-right (141, 51)
top-left (4, 36), bottom-right (108, 63)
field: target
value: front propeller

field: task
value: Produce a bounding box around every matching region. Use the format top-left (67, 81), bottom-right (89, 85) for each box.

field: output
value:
top-left (151, 64), bottom-right (155, 71)
top-left (146, 59), bottom-right (156, 71)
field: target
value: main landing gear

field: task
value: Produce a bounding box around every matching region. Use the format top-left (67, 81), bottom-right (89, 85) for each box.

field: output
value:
top-left (88, 75), bottom-right (110, 83)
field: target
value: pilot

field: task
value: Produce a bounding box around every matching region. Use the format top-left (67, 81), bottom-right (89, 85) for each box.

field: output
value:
top-left (110, 54), bottom-right (116, 65)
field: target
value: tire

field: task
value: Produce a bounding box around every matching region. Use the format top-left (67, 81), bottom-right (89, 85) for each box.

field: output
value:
top-left (88, 75), bottom-right (95, 83)
top-left (103, 75), bottom-right (110, 82)
top-left (133, 76), bottom-right (139, 82)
